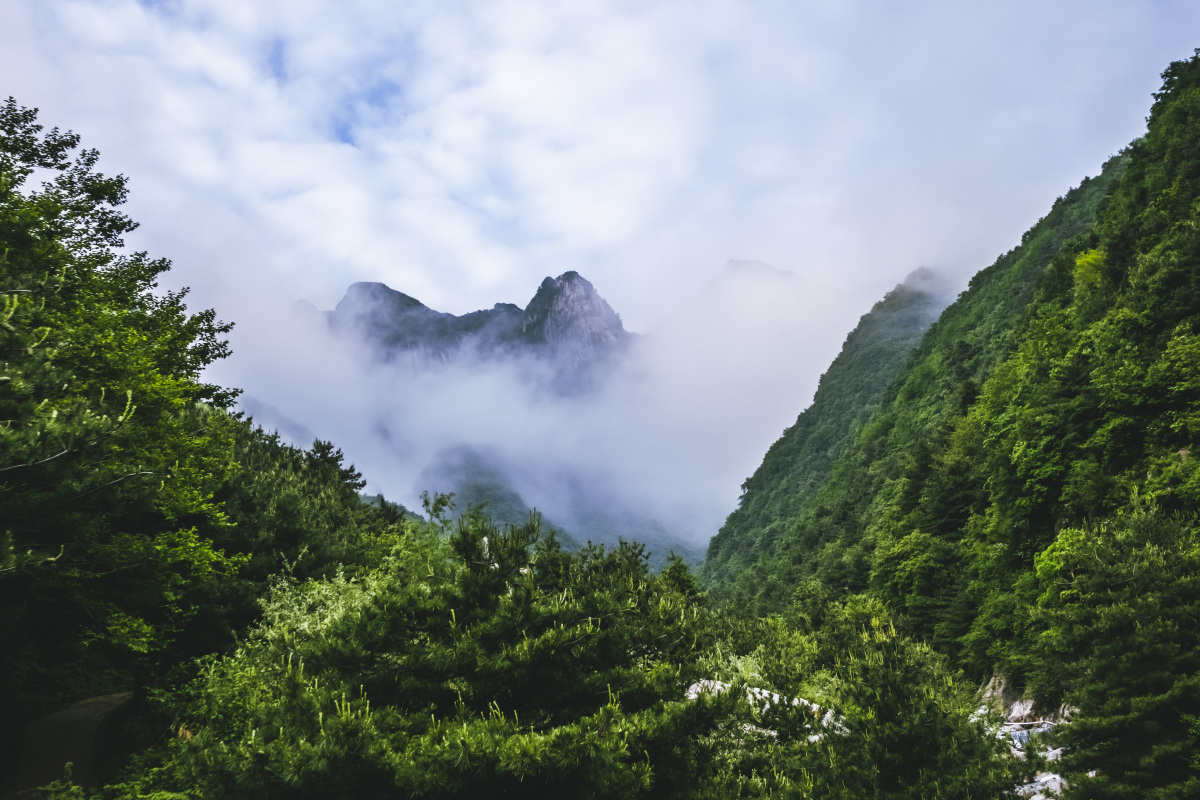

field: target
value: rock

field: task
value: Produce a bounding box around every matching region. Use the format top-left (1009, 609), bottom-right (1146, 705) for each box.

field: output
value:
top-left (981, 673), bottom-right (1068, 795)
top-left (517, 272), bottom-right (630, 363)
top-left (981, 672), bottom-right (1022, 713)
top-left (685, 679), bottom-right (845, 741)
top-left (2, 692), bottom-right (134, 798)
top-left (1008, 698), bottom-right (1036, 722)
top-left (1016, 771), bottom-right (1067, 799)
top-left (328, 272), bottom-right (632, 377)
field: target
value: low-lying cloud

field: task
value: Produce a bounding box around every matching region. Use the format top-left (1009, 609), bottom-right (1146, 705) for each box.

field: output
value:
top-left (229, 261), bottom-right (952, 558)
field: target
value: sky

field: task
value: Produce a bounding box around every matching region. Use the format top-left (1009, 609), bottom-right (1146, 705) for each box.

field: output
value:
top-left (4, 0), bottom-right (1200, 544)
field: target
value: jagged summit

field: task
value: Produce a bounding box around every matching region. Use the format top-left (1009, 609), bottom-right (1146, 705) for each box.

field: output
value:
top-left (326, 272), bottom-right (632, 387)
top-left (518, 271), bottom-right (629, 363)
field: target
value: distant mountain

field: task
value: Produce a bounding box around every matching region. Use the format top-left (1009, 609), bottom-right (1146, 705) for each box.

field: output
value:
top-left (324, 270), bottom-right (707, 557)
top-left (416, 444), bottom-right (581, 551)
top-left (329, 281), bottom-right (524, 361)
top-left (416, 444), bottom-right (705, 568)
top-left (327, 271), bottom-right (633, 389)
top-left (518, 273), bottom-right (632, 365)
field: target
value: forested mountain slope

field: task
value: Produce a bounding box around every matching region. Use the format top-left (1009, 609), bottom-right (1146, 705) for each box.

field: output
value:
top-left (703, 268), bottom-right (948, 586)
top-left (706, 50), bottom-right (1200, 798)
top-left (706, 148), bottom-right (1126, 609)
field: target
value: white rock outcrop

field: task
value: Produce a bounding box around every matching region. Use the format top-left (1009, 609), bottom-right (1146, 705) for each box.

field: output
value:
top-left (685, 680), bottom-right (844, 741)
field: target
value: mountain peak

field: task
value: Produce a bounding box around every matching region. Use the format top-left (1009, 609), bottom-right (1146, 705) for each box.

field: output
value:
top-left (324, 271), bottom-right (632, 387)
top-left (337, 281), bottom-right (427, 314)
top-left (519, 272), bottom-right (628, 355)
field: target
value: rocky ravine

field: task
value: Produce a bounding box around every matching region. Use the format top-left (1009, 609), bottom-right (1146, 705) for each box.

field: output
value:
top-left (982, 675), bottom-right (1068, 799)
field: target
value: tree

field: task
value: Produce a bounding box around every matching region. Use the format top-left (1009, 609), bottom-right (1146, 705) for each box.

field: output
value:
top-left (106, 516), bottom-right (725, 799)
top-left (1032, 509), bottom-right (1200, 798)
top-left (690, 595), bottom-right (1019, 799)
top-left (0, 98), bottom-right (242, 751)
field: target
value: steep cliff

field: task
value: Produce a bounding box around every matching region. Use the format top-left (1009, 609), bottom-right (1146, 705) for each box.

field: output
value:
top-left (517, 271), bottom-right (630, 362)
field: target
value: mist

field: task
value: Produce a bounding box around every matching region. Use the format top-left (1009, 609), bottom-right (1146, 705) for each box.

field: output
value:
top-left (222, 260), bottom-right (953, 560)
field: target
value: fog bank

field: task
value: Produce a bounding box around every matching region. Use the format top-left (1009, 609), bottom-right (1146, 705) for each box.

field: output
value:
top-left (223, 260), bottom-right (952, 558)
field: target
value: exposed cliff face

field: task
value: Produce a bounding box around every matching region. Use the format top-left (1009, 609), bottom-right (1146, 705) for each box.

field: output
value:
top-left (517, 271), bottom-right (630, 365)
top-left (327, 271), bottom-right (631, 383)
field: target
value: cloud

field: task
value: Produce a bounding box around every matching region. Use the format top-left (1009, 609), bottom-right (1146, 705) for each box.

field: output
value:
top-left (229, 262), bottom-right (933, 555)
top-left (9, 2), bottom-right (1197, 318)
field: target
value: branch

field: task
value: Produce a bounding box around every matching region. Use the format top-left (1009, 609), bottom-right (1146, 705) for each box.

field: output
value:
top-left (0, 445), bottom-right (73, 472)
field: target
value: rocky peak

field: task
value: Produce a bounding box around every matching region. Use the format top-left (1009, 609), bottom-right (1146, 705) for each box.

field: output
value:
top-left (329, 281), bottom-right (456, 355)
top-left (322, 271), bottom-right (632, 388)
top-left (518, 271), bottom-right (628, 353)
top-left (336, 281), bottom-right (428, 316)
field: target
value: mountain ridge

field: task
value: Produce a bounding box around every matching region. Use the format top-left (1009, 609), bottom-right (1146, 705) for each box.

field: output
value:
top-left (703, 267), bottom-right (950, 586)
top-left (327, 271), bottom-right (633, 378)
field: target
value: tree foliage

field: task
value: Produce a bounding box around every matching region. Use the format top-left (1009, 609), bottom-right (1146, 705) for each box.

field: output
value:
top-left (1029, 509), bottom-right (1200, 798)
top-left (0, 100), bottom-right (404, 780)
top-left (702, 48), bottom-right (1200, 793)
top-left (0, 97), bottom-right (242, 737)
top-left (99, 518), bottom-right (723, 799)
top-left (71, 520), bottom-right (1014, 800)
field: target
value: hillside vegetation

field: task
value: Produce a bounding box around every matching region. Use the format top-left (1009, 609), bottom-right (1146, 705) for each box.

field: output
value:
top-left (706, 50), bottom-right (1200, 798)
top-left (704, 268), bottom-right (948, 588)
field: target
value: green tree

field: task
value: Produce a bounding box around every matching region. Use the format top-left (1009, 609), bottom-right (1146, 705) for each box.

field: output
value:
top-left (105, 516), bottom-right (725, 799)
top-left (1032, 509), bottom-right (1200, 798)
top-left (691, 596), bottom-right (1019, 799)
top-left (0, 98), bottom-right (242, 757)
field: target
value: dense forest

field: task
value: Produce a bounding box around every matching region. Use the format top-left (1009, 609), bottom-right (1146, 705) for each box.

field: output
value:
top-left (707, 50), bottom-right (1200, 798)
top-left (3, 48), bottom-right (1200, 800)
